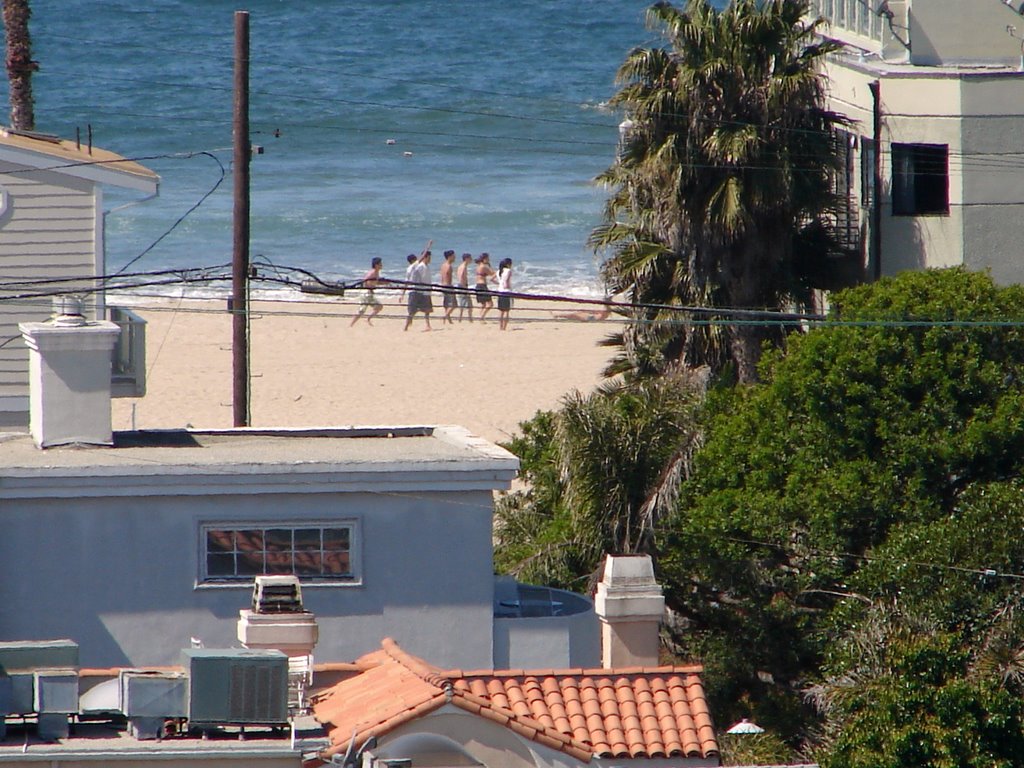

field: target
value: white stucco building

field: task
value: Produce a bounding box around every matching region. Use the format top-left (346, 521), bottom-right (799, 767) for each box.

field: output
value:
top-left (809, 0), bottom-right (1024, 283)
top-left (0, 315), bottom-right (601, 672)
top-left (0, 127), bottom-right (157, 427)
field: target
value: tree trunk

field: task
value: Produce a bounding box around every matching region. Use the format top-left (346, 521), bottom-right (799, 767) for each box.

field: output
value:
top-left (728, 239), bottom-right (782, 384)
top-left (3, 0), bottom-right (36, 131)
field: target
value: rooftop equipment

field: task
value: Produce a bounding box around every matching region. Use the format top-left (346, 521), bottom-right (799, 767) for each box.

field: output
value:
top-left (0, 640), bottom-right (80, 741)
top-left (119, 670), bottom-right (188, 740)
top-left (252, 575), bottom-right (304, 613)
top-left (182, 648), bottom-right (288, 729)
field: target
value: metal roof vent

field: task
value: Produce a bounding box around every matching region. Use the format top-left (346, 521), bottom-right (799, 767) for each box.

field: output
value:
top-left (51, 296), bottom-right (87, 327)
top-left (252, 575), bottom-right (304, 614)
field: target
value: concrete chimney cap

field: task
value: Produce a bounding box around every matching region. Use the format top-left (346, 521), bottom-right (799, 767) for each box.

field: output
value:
top-left (599, 554), bottom-right (661, 587)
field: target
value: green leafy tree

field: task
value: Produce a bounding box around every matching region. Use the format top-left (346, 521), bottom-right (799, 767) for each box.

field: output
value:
top-left (811, 605), bottom-right (1024, 768)
top-left (660, 268), bottom-right (1024, 742)
top-left (592, 0), bottom-right (846, 382)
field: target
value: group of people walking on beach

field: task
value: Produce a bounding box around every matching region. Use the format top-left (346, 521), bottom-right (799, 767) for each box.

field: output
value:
top-left (349, 243), bottom-right (515, 331)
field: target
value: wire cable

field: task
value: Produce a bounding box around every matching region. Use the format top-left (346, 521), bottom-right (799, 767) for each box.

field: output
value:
top-left (112, 151), bottom-right (227, 276)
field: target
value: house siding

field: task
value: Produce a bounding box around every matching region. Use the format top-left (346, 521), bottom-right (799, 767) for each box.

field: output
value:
top-left (0, 165), bottom-right (99, 401)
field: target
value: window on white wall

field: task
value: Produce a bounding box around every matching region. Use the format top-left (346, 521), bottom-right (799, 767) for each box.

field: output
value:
top-left (891, 143), bottom-right (949, 216)
top-left (200, 522), bottom-right (359, 584)
top-left (0, 184), bottom-right (9, 220)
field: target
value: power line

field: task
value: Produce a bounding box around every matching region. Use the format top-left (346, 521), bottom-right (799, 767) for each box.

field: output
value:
top-left (112, 151), bottom-right (227, 275)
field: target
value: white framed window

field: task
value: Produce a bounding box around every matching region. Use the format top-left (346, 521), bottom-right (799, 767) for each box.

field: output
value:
top-left (199, 521), bottom-right (359, 585)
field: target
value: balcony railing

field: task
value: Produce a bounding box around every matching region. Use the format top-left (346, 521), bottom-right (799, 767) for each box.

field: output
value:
top-left (108, 306), bottom-right (146, 398)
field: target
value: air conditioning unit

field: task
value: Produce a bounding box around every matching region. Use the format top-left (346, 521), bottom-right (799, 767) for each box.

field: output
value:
top-left (108, 306), bottom-right (146, 398)
top-left (34, 669), bottom-right (78, 741)
top-left (120, 670), bottom-right (188, 740)
top-left (0, 640), bottom-right (79, 717)
top-left (33, 669), bottom-right (78, 714)
top-left (0, 640), bottom-right (79, 673)
top-left (182, 648), bottom-right (288, 727)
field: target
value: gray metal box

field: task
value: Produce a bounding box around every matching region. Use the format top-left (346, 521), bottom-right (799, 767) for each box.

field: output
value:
top-left (36, 712), bottom-right (69, 741)
top-left (33, 670), bottom-right (78, 714)
top-left (0, 640), bottom-right (78, 674)
top-left (7, 673), bottom-right (34, 714)
top-left (120, 671), bottom-right (187, 718)
top-left (0, 676), bottom-right (11, 715)
top-left (182, 648), bottom-right (288, 726)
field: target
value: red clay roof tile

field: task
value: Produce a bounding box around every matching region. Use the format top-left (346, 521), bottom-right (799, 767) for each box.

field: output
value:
top-left (313, 639), bottom-right (718, 763)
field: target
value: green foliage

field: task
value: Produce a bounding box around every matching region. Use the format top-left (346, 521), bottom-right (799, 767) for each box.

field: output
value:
top-left (662, 269), bottom-right (1024, 745)
top-left (592, 0), bottom-right (846, 381)
top-left (813, 607), bottom-right (1024, 768)
top-left (498, 268), bottom-right (1024, 758)
top-left (494, 377), bottom-right (702, 589)
top-left (719, 731), bottom-right (798, 767)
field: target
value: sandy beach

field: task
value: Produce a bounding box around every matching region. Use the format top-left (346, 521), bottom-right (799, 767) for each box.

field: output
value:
top-left (110, 296), bottom-right (617, 446)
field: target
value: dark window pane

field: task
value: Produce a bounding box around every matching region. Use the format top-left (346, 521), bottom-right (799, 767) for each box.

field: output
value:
top-left (265, 529), bottom-right (292, 551)
top-left (892, 143), bottom-right (948, 216)
top-left (235, 529), bottom-right (263, 554)
top-left (294, 529), bottom-right (321, 551)
top-left (265, 554), bottom-right (294, 574)
top-left (207, 530), bottom-right (234, 554)
top-left (207, 552), bottom-right (235, 576)
top-left (237, 551), bottom-right (264, 575)
top-left (323, 551), bottom-right (351, 575)
top-left (294, 553), bottom-right (323, 576)
top-left (323, 528), bottom-right (350, 550)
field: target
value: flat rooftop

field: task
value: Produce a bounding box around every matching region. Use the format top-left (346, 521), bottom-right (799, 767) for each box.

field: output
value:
top-left (0, 426), bottom-right (518, 496)
top-left (0, 717), bottom-right (325, 761)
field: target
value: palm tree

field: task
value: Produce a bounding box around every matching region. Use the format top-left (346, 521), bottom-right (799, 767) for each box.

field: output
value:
top-left (592, 0), bottom-right (845, 383)
top-left (494, 374), bottom-right (703, 589)
top-left (2, 0), bottom-right (37, 131)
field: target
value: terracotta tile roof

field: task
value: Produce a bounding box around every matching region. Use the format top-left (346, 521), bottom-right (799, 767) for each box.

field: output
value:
top-left (311, 639), bottom-right (718, 763)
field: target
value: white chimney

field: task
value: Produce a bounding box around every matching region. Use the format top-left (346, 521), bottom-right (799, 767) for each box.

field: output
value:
top-left (19, 299), bottom-right (120, 449)
top-left (594, 554), bottom-right (665, 668)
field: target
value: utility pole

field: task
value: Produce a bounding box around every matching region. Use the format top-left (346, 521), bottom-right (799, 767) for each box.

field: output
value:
top-left (232, 10), bottom-right (250, 427)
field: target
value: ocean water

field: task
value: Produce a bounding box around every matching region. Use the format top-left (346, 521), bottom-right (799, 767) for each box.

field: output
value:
top-left (13, 0), bottom-right (664, 298)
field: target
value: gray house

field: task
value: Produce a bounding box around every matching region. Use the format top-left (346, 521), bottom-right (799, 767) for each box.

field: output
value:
top-left (0, 316), bottom-right (601, 671)
top-left (0, 126), bottom-right (158, 427)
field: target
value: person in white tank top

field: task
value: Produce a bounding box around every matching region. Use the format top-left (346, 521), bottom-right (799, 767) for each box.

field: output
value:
top-left (496, 258), bottom-right (513, 331)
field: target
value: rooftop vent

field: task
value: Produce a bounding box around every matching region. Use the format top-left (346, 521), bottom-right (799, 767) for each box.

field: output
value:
top-left (252, 575), bottom-right (304, 614)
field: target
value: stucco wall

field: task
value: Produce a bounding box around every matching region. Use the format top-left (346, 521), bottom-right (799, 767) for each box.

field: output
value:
top-left (909, 0), bottom-right (1020, 66)
top-left (383, 707), bottom-right (579, 768)
top-left (820, 62), bottom-right (1024, 283)
top-left (0, 488), bottom-right (496, 669)
top-left (494, 604), bottom-right (600, 669)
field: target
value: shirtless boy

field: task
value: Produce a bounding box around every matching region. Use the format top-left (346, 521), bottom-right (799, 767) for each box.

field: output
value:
top-left (350, 256), bottom-right (385, 326)
top-left (440, 250), bottom-right (457, 324)
top-left (456, 253), bottom-right (474, 322)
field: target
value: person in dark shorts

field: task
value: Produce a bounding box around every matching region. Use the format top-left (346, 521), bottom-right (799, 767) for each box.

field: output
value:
top-left (440, 249), bottom-right (457, 324)
top-left (474, 253), bottom-right (496, 322)
top-left (496, 257), bottom-right (513, 330)
top-left (404, 250), bottom-right (433, 331)
top-left (456, 253), bottom-right (474, 322)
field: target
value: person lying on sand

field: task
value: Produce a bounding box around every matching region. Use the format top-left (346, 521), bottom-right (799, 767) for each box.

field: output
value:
top-left (552, 306), bottom-right (612, 322)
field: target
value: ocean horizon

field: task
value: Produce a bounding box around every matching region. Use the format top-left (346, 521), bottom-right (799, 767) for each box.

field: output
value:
top-left (5, 0), bottom-right (691, 299)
